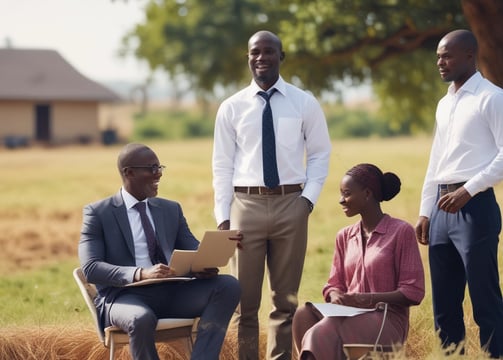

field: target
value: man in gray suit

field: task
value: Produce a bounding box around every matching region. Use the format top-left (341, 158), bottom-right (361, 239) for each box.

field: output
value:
top-left (79, 143), bottom-right (241, 360)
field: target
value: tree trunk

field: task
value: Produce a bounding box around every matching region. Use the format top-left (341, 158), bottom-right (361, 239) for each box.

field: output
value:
top-left (462, 0), bottom-right (503, 87)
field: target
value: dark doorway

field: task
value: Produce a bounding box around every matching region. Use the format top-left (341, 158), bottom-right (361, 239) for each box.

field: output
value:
top-left (35, 104), bottom-right (51, 142)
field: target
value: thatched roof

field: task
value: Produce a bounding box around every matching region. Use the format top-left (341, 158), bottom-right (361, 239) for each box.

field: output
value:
top-left (0, 48), bottom-right (121, 102)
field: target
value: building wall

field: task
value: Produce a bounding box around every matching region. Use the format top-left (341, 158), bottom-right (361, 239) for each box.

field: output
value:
top-left (0, 101), bottom-right (33, 136)
top-left (52, 101), bottom-right (100, 144)
top-left (0, 100), bottom-right (101, 145)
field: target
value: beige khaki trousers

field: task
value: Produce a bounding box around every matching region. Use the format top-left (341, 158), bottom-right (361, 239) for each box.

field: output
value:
top-left (230, 191), bottom-right (310, 360)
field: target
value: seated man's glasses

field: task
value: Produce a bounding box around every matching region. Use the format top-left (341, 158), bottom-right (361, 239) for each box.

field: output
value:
top-left (124, 164), bottom-right (166, 174)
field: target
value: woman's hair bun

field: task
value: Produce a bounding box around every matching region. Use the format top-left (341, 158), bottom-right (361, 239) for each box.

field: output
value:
top-left (381, 172), bottom-right (401, 201)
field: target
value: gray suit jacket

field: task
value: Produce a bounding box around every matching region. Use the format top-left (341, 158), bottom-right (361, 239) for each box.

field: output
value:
top-left (78, 190), bottom-right (199, 330)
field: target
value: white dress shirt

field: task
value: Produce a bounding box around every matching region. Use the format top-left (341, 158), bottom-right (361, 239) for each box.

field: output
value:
top-left (212, 76), bottom-right (332, 225)
top-left (121, 187), bottom-right (154, 268)
top-left (419, 72), bottom-right (503, 217)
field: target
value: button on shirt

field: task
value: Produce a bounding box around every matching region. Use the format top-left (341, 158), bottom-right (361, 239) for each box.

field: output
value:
top-left (420, 72), bottom-right (503, 217)
top-left (212, 76), bottom-right (332, 225)
top-left (121, 188), bottom-right (155, 268)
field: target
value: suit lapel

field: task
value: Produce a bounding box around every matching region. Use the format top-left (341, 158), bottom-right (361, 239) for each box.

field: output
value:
top-left (111, 191), bottom-right (136, 258)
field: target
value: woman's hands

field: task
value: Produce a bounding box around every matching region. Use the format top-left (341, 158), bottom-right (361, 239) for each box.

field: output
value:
top-left (328, 289), bottom-right (411, 308)
top-left (329, 290), bottom-right (374, 308)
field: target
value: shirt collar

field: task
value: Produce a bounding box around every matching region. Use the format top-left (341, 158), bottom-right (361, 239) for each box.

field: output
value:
top-left (121, 187), bottom-right (147, 210)
top-left (350, 214), bottom-right (391, 239)
top-left (249, 75), bottom-right (286, 97)
top-left (373, 214), bottom-right (390, 235)
top-left (448, 71), bottom-right (482, 95)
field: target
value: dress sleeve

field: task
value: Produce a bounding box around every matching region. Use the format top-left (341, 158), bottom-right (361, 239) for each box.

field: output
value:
top-left (322, 229), bottom-right (348, 301)
top-left (394, 223), bottom-right (425, 304)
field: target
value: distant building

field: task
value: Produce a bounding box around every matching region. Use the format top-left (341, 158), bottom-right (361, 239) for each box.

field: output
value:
top-left (0, 48), bottom-right (121, 147)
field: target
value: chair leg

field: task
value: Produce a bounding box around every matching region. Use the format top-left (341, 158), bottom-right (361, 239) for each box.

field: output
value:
top-left (189, 328), bottom-right (196, 353)
top-left (187, 334), bottom-right (194, 353)
top-left (109, 341), bottom-right (115, 360)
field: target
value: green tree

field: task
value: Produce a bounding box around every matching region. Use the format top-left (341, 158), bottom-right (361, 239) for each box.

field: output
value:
top-left (122, 0), bottom-right (502, 134)
top-left (278, 0), bottom-right (467, 133)
top-left (372, 50), bottom-right (446, 134)
top-left (121, 0), bottom-right (288, 98)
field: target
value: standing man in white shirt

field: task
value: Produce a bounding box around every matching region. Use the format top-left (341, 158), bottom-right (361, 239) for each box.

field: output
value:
top-left (415, 29), bottom-right (503, 358)
top-left (212, 30), bottom-right (331, 360)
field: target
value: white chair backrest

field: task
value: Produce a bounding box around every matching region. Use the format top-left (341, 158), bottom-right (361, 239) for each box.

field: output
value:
top-left (73, 267), bottom-right (105, 344)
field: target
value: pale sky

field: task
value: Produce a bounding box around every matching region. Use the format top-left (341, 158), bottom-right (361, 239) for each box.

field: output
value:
top-left (0, 0), bottom-right (151, 84)
top-left (0, 0), bottom-right (372, 101)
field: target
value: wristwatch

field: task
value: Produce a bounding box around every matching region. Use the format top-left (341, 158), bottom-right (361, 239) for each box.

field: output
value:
top-left (134, 267), bottom-right (142, 282)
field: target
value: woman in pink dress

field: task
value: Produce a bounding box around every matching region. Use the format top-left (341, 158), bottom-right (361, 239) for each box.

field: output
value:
top-left (293, 163), bottom-right (425, 360)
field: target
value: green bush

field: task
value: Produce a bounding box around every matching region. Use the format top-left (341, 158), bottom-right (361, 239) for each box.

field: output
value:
top-left (131, 103), bottom-right (412, 141)
top-left (132, 108), bottom-right (214, 141)
top-left (326, 107), bottom-right (394, 138)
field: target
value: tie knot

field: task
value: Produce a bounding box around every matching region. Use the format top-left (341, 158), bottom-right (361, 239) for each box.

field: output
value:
top-left (134, 201), bottom-right (147, 213)
top-left (257, 88), bottom-right (276, 101)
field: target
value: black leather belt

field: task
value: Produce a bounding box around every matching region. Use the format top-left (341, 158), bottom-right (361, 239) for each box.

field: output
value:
top-left (439, 182), bottom-right (466, 197)
top-left (234, 184), bottom-right (302, 195)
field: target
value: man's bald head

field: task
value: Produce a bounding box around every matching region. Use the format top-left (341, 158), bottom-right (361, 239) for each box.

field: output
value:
top-left (248, 30), bottom-right (283, 52)
top-left (440, 29), bottom-right (478, 56)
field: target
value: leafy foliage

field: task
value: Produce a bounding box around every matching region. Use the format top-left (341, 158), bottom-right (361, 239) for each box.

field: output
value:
top-left (121, 0), bottom-right (472, 134)
top-left (279, 0), bottom-right (466, 91)
top-left (122, 0), bottom-right (286, 95)
top-left (373, 49), bottom-right (447, 133)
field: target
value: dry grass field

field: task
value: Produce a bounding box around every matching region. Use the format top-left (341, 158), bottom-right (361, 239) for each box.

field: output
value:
top-left (0, 326), bottom-right (247, 360)
top-left (0, 137), bottom-right (501, 359)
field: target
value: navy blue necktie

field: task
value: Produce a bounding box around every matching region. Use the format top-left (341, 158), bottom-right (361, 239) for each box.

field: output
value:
top-left (258, 89), bottom-right (279, 189)
top-left (134, 201), bottom-right (167, 265)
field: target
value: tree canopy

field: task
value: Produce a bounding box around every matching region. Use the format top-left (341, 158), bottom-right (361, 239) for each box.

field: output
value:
top-left (122, 0), bottom-right (502, 134)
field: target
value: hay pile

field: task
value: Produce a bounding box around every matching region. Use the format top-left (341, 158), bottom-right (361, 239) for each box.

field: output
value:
top-left (0, 325), bottom-right (241, 360)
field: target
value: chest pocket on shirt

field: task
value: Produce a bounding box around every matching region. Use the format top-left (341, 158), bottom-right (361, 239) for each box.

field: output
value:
top-left (276, 117), bottom-right (302, 150)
